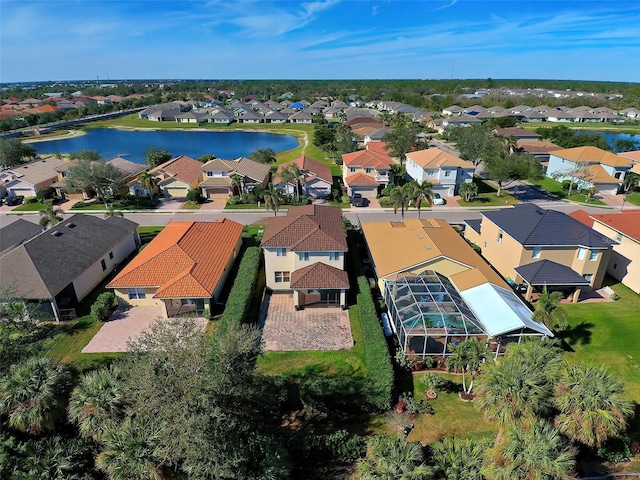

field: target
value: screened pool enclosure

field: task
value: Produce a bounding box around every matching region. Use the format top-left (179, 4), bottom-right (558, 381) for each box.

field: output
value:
top-left (383, 272), bottom-right (552, 358)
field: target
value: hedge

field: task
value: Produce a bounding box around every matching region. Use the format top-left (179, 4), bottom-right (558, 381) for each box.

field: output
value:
top-left (219, 246), bottom-right (262, 330)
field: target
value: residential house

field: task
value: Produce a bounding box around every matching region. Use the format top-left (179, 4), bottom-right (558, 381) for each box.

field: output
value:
top-left (261, 205), bottom-right (349, 309)
top-left (363, 127), bottom-right (392, 145)
top-left (546, 146), bottom-right (633, 195)
top-left (274, 156), bottom-right (333, 199)
top-left (464, 204), bottom-right (615, 300)
top-left (0, 214), bottom-right (139, 321)
top-left (405, 148), bottom-right (475, 196)
top-left (361, 218), bottom-right (552, 358)
top-left (1, 156), bottom-right (66, 200)
top-left (0, 219), bottom-right (42, 256)
top-left (108, 219), bottom-right (243, 317)
top-left (209, 108), bottom-right (235, 124)
top-left (288, 111), bottom-right (313, 124)
top-left (516, 140), bottom-right (562, 165)
top-left (570, 211), bottom-right (640, 294)
top-left (138, 155), bottom-right (203, 198)
top-left (199, 157), bottom-right (270, 199)
top-left (441, 115), bottom-right (482, 130)
top-left (493, 127), bottom-right (541, 141)
top-left (264, 111), bottom-right (288, 124)
top-left (176, 111), bottom-right (210, 124)
top-left (342, 148), bottom-right (396, 198)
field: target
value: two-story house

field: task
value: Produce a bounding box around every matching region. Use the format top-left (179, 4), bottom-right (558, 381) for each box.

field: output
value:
top-left (342, 149), bottom-right (396, 198)
top-left (261, 205), bottom-right (349, 309)
top-left (546, 146), bottom-right (633, 195)
top-left (464, 204), bottom-right (615, 302)
top-left (274, 156), bottom-right (333, 199)
top-left (199, 157), bottom-right (270, 199)
top-left (405, 148), bottom-right (475, 196)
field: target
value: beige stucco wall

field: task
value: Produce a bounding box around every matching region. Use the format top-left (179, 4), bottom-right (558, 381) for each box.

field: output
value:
top-left (113, 287), bottom-right (167, 316)
top-left (265, 248), bottom-right (345, 290)
top-left (212, 236), bottom-right (243, 301)
top-left (73, 233), bottom-right (137, 301)
top-left (591, 222), bottom-right (640, 294)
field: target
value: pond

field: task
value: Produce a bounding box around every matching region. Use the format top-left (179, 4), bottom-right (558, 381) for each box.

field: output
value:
top-left (29, 128), bottom-right (299, 163)
top-left (579, 131), bottom-right (640, 149)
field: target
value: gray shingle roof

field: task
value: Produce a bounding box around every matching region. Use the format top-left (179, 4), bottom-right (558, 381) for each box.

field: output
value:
top-left (483, 204), bottom-right (614, 248)
top-left (0, 214), bottom-right (138, 299)
top-left (515, 260), bottom-right (591, 286)
top-left (0, 219), bottom-right (42, 255)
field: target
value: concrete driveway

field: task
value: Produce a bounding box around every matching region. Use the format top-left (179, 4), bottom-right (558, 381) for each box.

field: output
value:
top-left (82, 306), bottom-right (206, 352)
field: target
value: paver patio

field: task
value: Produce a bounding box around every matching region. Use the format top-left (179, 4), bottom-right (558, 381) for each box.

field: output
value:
top-left (258, 292), bottom-right (353, 351)
top-left (82, 306), bottom-right (206, 352)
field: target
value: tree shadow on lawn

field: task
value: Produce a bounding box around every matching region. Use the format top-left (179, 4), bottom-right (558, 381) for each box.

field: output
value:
top-left (556, 321), bottom-right (594, 349)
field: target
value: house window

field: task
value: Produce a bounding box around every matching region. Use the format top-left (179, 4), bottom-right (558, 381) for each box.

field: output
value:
top-left (365, 168), bottom-right (372, 174)
top-left (206, 171), bottom-right (214, 177)
top-left (109, 251), bottom-right (114, 260)
top-left (101, 259), bottom-right (107, 271)
top-left (349, 167), bottom-right (356, 173)
top-left (583, 274), bottom-right (593, 283)
top-left (329, 252), bottom-right (340, 261)
top-left (497, 231), bottom-right (503, 244)
top-left (444, 170), bottom-right (451, 177)
top-left (128, 288), bottom-right (146, 300)
top-left (577, 248), bottom-right (587, 260)
top-left (276, 247), bottom-right (286, 257)
top-left (427, 170), bottom-right (435, 177)
top-left (589, 250), bottom-right (599, 261)
top-left (274, 271), bottom-right (290, 283)
top-left (532, 247), bottom-right (542, 258)
top-left (299, 252), bottom-right (309, 261)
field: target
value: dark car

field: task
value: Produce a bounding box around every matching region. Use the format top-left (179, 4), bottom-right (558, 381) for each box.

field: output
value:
top-left (351, 193), bottom-right (366, 207)
top-left (6, 195), bottom-right (24, 206)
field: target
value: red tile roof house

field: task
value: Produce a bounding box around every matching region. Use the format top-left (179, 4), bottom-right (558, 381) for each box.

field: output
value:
top-left (108, 219), bottom-right (244, 318)
top-left (261, 205), bottom-right (349, 309)
top-left (342, 149), bottom-right (396, 198)
top-left (274, 156), bottom-right (333, 199)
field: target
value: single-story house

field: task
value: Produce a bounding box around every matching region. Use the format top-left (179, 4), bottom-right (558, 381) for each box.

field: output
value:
top-left (274, 156), bottom-right (333, 199)
top-left (0, 219), bottom-right (43, 256)
top-left (199, 157), bottom-right (271, 199)
top-left (0, 156), bottom-right (66, 200)
top-left (130, 155), bottom-right (202, 198)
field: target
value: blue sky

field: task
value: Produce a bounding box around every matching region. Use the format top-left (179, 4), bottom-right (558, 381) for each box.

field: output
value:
top-left (1, 0), bottom-right (639, 83)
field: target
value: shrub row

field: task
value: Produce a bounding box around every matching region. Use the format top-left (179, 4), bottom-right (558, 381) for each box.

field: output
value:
top-left (219, 246), bottom-right (262, 330)
top-left (356, 275), bottom-right (394, 411)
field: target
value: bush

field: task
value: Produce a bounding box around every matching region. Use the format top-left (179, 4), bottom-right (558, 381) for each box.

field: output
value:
top-left (72, 201), bottom-right (86, 208)
top-left (597, 438), bottom-right (632, 463)
top-left (561, 180), bottom-right (579, 191)
top-left (219, 247), bottom-right (262, 330)
top-left (340, 195), bottom-right (350, 204)
top-left (91, 292), bottom-right (118, 322)
top-left (299, 376), bottom-right (372, 413)
top-left (24, 196), bottom-right (38, 204)
top-left (420, 373), bottom-right (447, 391)
top-left (36, 187), bottom-right (56, 203)
top-left (186, 189), bottom-right (205, 204)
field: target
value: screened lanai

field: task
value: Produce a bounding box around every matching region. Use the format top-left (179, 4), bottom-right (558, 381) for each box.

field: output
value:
top-left (383, 272), bottom-right (553, 358)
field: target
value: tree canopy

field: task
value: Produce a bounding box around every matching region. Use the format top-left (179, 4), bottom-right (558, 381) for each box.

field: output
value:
top-left (0, 138), bottom-right (37, 167)
top-left (144, 146), bottom-right (172, 168)
top-left (65, 153), bottom-right (125, 206)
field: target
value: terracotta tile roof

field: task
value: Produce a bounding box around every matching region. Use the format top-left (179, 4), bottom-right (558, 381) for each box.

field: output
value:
top-left (261, 205), bottom-right (347, 252)
top-left (345, 172), bottom-right (380, 186)
top-left (590, 212), bottom-right (640, 242)
top-left (584, 164), bottom-right (620, 184)
top-left (619, 150), bottom-right (640, 162)
top-left (568, 210), bottom-right (594, 227)
top-left (108, 219), bottom-right (243, 298)
top-left (366, 141), bottom-right (391, 154)
top-left (150, 155), bottom-right (202, 184)
top-left (342, 149), bottom-right (395, 169)
top-left (275, 156), bottom-right (333, 185)
top-left (406, 148), bottom-right (474, 169)
top-left (549, 146), bottom-right (633, 168)
top-left (290, 262), bottom-right (350, 289)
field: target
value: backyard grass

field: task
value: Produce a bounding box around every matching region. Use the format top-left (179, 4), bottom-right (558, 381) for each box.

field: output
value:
top-left (137, 225), bottom-right (164, 245)
top-left (529, 176), bottom-right (606, 205)
top-left (624, 190), bottom-right (640, 206)
top-left (457, 177), bottom-right (518, 207)
top-left (46, 316), bottom-right (123, 372)
top-left (12, 202), bottom-right (45, 211)
top-left (256, 307), bottom-right (367, 378)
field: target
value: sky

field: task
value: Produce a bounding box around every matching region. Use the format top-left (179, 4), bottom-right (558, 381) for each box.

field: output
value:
top-left (1, 0), bottom-right (639, 83)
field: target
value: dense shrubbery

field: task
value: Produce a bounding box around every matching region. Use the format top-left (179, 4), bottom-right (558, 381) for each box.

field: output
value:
top-left (90, 292), bottom-right (118, 322)
top-left (219, 246), bottom-right (262, 330)
top-left (186, 189), bottom-right (205, 204)
top-left (299, 376), bottom-right (372, 413)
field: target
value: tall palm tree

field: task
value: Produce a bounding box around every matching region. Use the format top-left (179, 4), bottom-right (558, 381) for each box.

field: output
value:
top-left (263, 182), bottom-right (283, 217)
top-left (533, 285), bottom-right (568, 330)
top-left (279, 163), bottom-right (303, 202)
top-left (38, 200), bottom-right (64, 230)
top-left (482, 420), bottom-right (576, 480)
top-left (0, 356), bottom-right (71, 434)
top-left (446, 340), bottom-right (491, 396)
top-left (230, 173), bottom-right (244, 196)
top-left (431, 437), bottom-right (488, 480)
top-left (68, 366), bottom-right (126, 443)
top-left (554, 364), bottom-right (633, 448)
top-left (97, 416), bottom-right (167, 480)
top-left (104, 205), bottom-right (124, 218)
top-left (389, 183), bottom-right (414, 220)
top-left (137, 171), bottom-right (159, 200)
top-left (411, 180), bottom-right (433, 219)
top-left (459, 182), bottom-right (479, 202)
top-left (357, 434), bottom-right (432, 480)
top-left (500, 135), bottom-right (518, 155)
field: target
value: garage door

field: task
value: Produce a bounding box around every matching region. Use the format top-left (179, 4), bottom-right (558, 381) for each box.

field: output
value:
top-left (206, 187), bottom-right (230, 199)
top-left (164, 187), bottom-right (188, 198)
top-left (352, 186), bottom-right (377, 198)
top-left (9, 188), bottom-right (35, 198)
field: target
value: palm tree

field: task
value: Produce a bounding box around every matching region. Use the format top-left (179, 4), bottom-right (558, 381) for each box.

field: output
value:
top-left (279, 163), bottom-right (302, 202)
top-left (446, 340), bottom-right (491, 396)
top-left (104, 205), bottom-right (124, 218)
top-left (38, 200), bottom-right (64, 229)
top-left (137, 171), bottom-right (159, 200)
top-left (411, 180), bottom-right (433, 219)
top-left (623, 172), bottom-right (639, 192)
top-left (68, 366), bottom-right (126, 443)
top-left (263, 182), bottom-right (283, 217)
top-left (0, 356), bottom-right (71, 434)
top-left (482, 420), bottom-right (576, 480)
top-left (554, 364), bottom-right (633, 448)
top-left (97, 416), bottom-right (167, 480)
top-left (500, 135), bottom-right (518, 155)
top-left (389, 183), bottom-right (414, 220)
top-left (459, 182), bottom-right (479, 202)
top-left (431, 437), bottom-right (488, 480)
top-left (230, 173), bottom-right (244, 196)
top-left (533, 285), bottom-right (568, 330)
top-left (356, 434), bottom-right (432, 480)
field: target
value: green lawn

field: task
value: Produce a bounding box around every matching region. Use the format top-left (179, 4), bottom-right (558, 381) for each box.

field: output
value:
top-left (69, 203), bottom-right (105, 210)
top-left (138, 225), bottom-right (164, 245)
top-left (12, 202), bottom-right (45, 211)
top-left (256, 307), bottom-right (367, 378)
top-left (181, 202), bottom-right (201, 210)
top-left (529, 177), bottom-right (606, 205)
top-left (457, 177), bottom-right (518, 207)
top-left (624, 191), bottom-right (640, 206)
top-left (46, 316), bottom-right (122, 372)
top-left (225, 203), bottom-right (292, 210)
top-left (521, 122), bottom-right (640, 136)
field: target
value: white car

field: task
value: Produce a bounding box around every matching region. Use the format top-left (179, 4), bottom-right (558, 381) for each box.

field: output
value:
top-left (432, 193), bottom-right (445, 205)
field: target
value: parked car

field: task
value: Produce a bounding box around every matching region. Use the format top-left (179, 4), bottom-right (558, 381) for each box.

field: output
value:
top-left (432, 193), bottom-right (445, 205)
top-left (6, 195), bottom-right (24, 206)
top-left (351, 193), bottom-right (367, 207)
